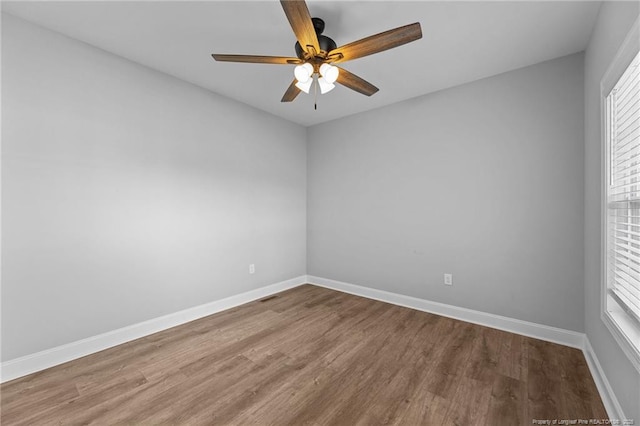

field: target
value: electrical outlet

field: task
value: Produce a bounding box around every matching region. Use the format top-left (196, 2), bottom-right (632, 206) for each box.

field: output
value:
top-left (444, 273), bottom-right (453, 286)
top-left (249, 264), bottom-right (255, 274)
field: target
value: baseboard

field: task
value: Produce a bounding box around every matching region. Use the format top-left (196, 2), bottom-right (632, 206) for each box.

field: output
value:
top-left (582, 338), bottom-right (627, 421)
top-left (1, 275), bottom-right (307, 383)
top-left (306, 275), bottom-right (585, 348)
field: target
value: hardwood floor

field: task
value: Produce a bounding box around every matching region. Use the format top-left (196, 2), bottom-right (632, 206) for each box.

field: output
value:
top-left (1, 284), bottom-right (606, 425)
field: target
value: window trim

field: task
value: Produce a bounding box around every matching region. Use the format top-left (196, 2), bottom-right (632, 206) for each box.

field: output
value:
top-left (600, 16), bottom-right (640, 373)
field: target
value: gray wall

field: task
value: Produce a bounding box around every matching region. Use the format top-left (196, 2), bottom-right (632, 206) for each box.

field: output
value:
top-left (584, 2), bottom-right (640, 420)
top-left (308, 53), bottom-right (585, 332)
top-left (1, 14), bottom-right (307, 361)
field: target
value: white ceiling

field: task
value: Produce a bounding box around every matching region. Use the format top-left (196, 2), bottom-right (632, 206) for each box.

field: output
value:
top-left (2, 1), bottom-right (601, 127)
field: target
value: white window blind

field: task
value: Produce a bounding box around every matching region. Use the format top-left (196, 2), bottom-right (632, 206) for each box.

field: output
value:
top-left (607, 50), bottom-right (640, 325)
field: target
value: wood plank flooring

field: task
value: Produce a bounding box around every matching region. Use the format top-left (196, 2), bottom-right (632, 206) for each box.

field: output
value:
top-left (1, 284), bottom-right (607, 425)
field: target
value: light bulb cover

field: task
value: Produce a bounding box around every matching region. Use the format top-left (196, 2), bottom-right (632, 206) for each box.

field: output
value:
top-left (295, 78), bottom-right (313, 94)
top-left (294, 63), bottom-right (314, 83)
top-left (320, 63), bottom-right (339, 84)
top-left (318, 76), bottom-right (335, 94)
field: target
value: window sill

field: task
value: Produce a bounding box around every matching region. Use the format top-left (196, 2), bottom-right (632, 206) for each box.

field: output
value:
top-left (602, 294), bottom-right (640, 373)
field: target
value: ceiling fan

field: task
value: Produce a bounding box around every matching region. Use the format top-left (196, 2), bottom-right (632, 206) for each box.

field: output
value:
top-left (211, 0), bottom-right (422, 104)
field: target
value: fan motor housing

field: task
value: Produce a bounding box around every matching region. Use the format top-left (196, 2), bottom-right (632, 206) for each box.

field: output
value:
top-left (294, 18), bottom-right (337, 59)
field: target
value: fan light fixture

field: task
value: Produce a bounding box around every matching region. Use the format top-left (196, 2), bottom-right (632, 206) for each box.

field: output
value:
top-left (317, 77), bottom-right (335, 94)
top-left (294, 63), bottom-right (313, 84)
top-left (295, 78), bottom-right (313, 94)
top-left (294, 63), bottom-right (339, 94)
top-left (319, 63), bottom-right (339, 84)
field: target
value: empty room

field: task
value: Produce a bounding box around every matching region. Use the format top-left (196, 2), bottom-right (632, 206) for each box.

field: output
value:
top-left (1, 0), bottom-right (639, 424)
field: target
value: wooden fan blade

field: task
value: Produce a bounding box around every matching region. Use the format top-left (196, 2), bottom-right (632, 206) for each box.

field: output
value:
top-left (212, 54), bottom-right (302, 65)
top-left (336, 67), bottom-right (379, 96)
top-left (328, 22), bottom-right (422, 64)
top-left (281, 79), bottom-right (302, 102)
top-left (280, 0), bottom-right (320, 55)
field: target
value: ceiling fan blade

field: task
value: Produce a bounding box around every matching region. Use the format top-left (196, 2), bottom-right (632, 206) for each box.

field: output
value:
top-left (328, 22), bottom-right (422, 63)
top-left (336, 67), bottom-right (379, 96)
top-left (211, 54), bottom-right (302, 65)
top-left (280, 0), bottom-right (320, 55)
top-left (281, 79), bottom-right (302, 102)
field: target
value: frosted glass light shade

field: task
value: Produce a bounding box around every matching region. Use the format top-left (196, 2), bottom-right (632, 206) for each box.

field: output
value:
top-left (295, 78), bottom-right (313, 94)
top-left (318, 76), bottom-right (335, 94)
top-left (319, 63), bottom-right (339, 84)
top-left (294, 63), bottom-right (314, 83)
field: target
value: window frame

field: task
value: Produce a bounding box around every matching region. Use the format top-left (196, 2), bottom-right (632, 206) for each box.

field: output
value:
top-left (601, 17), bottom-right (640, 373)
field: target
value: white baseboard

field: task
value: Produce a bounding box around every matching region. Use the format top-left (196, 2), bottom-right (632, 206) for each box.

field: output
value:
top-left (582, 338), bottom-right (627, 421)
top-left (307, 275), bottom-right (585, 348)
top-left (1, 275), bottom-right (307, 383)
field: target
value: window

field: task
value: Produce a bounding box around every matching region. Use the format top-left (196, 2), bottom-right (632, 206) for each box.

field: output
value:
top-left (603, 20), bottom-right (640, 371)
